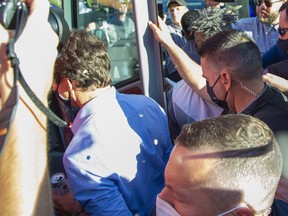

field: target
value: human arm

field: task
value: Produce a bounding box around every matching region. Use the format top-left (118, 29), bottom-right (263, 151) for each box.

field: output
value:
top-left (52, 190), bottom-right (88, 216)
top-left (64, 152), bottom-right (133, 216)
top-left (148, 17), bottom-right (207, 96)
top-left (0, 0), bottom-right (58, 215)
top-left (262, 73), bottom-right (288, 96)
top-left (266, 59), bottom-right (288, 80)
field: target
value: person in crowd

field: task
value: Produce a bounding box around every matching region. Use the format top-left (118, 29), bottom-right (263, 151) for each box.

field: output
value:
top-left (107, 0), bottom-right (137, 81)
top-left (167, 6), bottom-right (237, 139)
top-left (149, 18), bottom-right (288, 135)
top-left (108, 0), bottom-right (134, 44)
top-left (0, 0), bottom-right (58, 214)
top-left (164, 0), bottom-right (189, 82)
top-left (149, 20), bottom-right (288, 201)
top-left (206, 0), bottom-right (286, 55)
top-left (54, 30), bottom-right (173, 216)
top-left (261, 1), bottom-right (288, 97)
top-left (179, 10), bottom-right (200, 64)
top-left (262, 2), bottom-right (288, 68)
top-left (85, 19), bottom-right (117, 47)
top-left (154, 114), bottom-right (285, 215)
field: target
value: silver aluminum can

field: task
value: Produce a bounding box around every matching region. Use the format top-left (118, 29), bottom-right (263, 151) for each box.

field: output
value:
top-left (50, 172), bottom-right (71, 196)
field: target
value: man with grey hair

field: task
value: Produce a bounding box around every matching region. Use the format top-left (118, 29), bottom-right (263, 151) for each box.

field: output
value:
top-left (156, 114), bottom-right (283, 215)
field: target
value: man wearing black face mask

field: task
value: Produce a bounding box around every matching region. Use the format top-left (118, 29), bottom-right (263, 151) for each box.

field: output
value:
top-left (262, 2), bottom-right (288, 69)
top-left (150, 16), bottom-right (288, 201)
top-left (149, 16), bottom-right (288, 136)
top-left (196, 29), bottom-right (288, 135)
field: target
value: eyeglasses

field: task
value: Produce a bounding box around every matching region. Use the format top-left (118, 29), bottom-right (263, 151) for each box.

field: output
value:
top-left (254, 0), bottom-right (282, 7)
top-left (278, 27), bottom-right (288, 36)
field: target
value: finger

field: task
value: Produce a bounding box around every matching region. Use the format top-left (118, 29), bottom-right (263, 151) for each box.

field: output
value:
top-left (162, 14), bottom-right (167, 22)
top-left (157, 16), bottom-right (166, 30)
top-left (148, 21), bottom-right (158, 32)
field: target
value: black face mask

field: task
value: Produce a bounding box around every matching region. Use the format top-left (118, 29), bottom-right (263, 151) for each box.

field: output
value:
top-left (206, 76), bottom-right (229, 109)
top-left (55, 84), bottom-right (79, 123)
top-left (278, 39), bottom-right (288, 57)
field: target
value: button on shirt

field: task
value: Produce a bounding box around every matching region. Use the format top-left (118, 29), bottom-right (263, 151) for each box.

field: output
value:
top-left (63, 86), bottom-right (173, 216)
top-left (232, 17), bottom-right (278, 55)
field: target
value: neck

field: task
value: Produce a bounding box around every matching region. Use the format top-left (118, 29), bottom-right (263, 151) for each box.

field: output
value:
top-left (119, 14), bottom-right (126, 21)
top-left (76, 85), bottom-right (111, 108)
top-left (271, 17), bottom-right (279, 26)
top-left (234, 82), bottom-right (265, 113)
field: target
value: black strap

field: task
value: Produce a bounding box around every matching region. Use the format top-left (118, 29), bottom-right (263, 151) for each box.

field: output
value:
top-left (0, 3), bottom-right (68, 156)
top-left (18, 70), bottom-right (68, 127)
top-left (5, 2), bottom-right (68, 128)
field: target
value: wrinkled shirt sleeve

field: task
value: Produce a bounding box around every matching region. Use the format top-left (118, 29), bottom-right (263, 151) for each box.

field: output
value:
top-left (64, 152), bottom-right (133, 216)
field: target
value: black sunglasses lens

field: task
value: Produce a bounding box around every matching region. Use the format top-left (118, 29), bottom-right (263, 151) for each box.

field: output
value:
top-left (254, 0), bottom-right (273, 7)
top-left (278, 28), bottom-right (288, 36)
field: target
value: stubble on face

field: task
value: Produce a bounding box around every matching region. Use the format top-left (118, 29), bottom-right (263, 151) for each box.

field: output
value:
top-left (257, 3), bottom-right (281, 25)
top-left (258, 10), bottom-right (279, 24)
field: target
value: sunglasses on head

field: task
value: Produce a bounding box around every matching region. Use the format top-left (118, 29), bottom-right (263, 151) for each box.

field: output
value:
top-left (278, 27), bottom-right (288, 36)
top-left (254, 0), bottom-right (282, 7)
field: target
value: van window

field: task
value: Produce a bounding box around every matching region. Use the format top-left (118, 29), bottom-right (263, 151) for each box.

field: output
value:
top-left (74, 0), bottom-right (139, 85)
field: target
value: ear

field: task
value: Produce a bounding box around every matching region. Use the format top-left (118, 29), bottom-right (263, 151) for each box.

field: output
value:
top-left (220, 70), bottom-right (232, 91)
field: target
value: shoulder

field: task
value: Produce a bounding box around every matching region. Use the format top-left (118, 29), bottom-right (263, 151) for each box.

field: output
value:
top-left (117, 92), bottom-right (165, 114)
top-left (250, 86), bottom-right (288, 133)
top-left (235, 17), bottom-right (258, 26)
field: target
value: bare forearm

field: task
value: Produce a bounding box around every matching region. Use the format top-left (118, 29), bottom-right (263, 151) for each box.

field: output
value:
top-left (262, 73), bottom-right (288, 96)
top-left (164, 41), bottom-right (206, 91)
top-left (148, 19), bottom-right (207, 96)
top-left (0, 90), bottom-right (53, 215)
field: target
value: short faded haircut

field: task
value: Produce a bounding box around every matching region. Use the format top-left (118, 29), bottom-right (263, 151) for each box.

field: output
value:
top-left (176, 114), bottom-right (282, 213)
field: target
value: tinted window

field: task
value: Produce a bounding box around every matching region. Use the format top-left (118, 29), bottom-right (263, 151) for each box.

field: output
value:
top-left (74, 0), bottom-right (139, 85)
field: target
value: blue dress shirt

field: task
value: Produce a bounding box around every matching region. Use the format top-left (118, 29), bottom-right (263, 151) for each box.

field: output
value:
top-left (232, 17), bottom-right (278, 55)
top-left (63, 86), bottom-right (173, 216)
